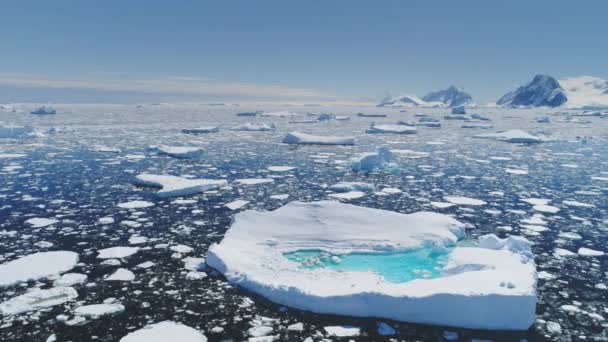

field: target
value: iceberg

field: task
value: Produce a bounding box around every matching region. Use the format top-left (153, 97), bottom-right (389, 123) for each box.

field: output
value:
top-left (30, 105), bottom-right (57, 115)
top-left (366, 123), bottom-right (417, 134)
top-left (206, 201), bottom-right (537, 330)
top-left (474, 129), bottom-right (545, 143)
top-left (351, 147), bottom-right (392, 172)
top-left (230, 123), bottom-right (276, 131)
top-left (282, 132), bottom-right (355, 145)
top-left (152, 145), bottom-right (204, 159)
top-left (0, 251), bottom-right (79, 288)
top-left (182, 126), bottom-right (219, 134)
top-left (134, 173), bottom-right (227, 198)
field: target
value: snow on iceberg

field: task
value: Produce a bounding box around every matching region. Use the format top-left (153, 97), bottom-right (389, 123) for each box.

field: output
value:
top-left (474, 129), bottom-right (545, 144)
top-left (0, 251), bottom-right (79, 288)
top-left (182, 126), bottom-right (219, 134)
top-left (0, 124), bottom-right (43, 139)
top-left (152, 145), bottom-right (204, 159)
top-left (0, 287), bottom-right (78, 315)
top-left (30, 105), bottom-right (57, 115)
top-left (230, 123), bottom-right (276, 131)
top-left (206, 201), bottom-right (536, 330)
top-left (134, 174), bottom-right (227, 198)
top-left (119, 321), bottom-right (207, 342)
top-left (366, 123), bottom-right (417, 134)
top-left (351, 147), bottom-right (393, 172)
top-left (282, 132), bottom-right (355, 145)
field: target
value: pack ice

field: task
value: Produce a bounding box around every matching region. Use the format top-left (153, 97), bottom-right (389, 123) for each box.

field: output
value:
top-left (134, 174), bottom-right (227, 198)
top-left (207, 201), bottom-right (537, 330)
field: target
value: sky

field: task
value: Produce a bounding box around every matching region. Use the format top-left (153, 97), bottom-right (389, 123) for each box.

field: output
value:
top-left (1, 0), bottom-right (607, 104)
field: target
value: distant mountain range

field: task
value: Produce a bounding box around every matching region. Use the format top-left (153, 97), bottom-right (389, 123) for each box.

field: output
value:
top-left (378, 75), bottom-right (608, 109)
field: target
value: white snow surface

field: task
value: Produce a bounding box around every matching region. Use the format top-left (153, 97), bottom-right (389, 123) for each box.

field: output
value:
top-left (0, 251), bottom-right (79, 288)
top-left (207, 201), bottom-right (537, 330)
top-left (134, 173), bottom-right (227, 198)
top-left (560, 76), bottom-right (608, 108)
top-left (119, 321), bottom-right (207, 342)
top-left (282, 132), bottom-right (355, 145)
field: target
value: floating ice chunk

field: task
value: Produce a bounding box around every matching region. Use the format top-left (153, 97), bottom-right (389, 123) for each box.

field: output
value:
top-left (92, 145), bottom-right (121, 153)
top-left (431, 201), bottom-right (455, 209)
top-left (235, 178), bottom-right (274, 185)
top-left (134, 174), bottom-right (227, 198)
top-left (267, 166), bottom-right (296, 172)
top-left (283, 132), bottom-right (355, 145)
top-left (260, 110), bottom-right (300, 118)
top-left (170, 244), bottom-right (193, 254)
top-left (152, 145), bottom-right (204, 159)
top-left (0, 251), bottom-right (79, 288)
top-left (97, 247), bottom-right (139, 259)
top-left (117, 200), bottom-right (154, 209)
top-left (506, 168), bottom-right (528, 175)
top-left (74, 303), bottom-right (125, 318)
top-left (54, 273), bottom-right (87, 287)
top-left (358, 112), bottom-right (387, 117)
top-left (225, 200), bottom-right (250, 210)
top-left (328, 191), bottom-right (366, 199)
top-left (462, 123), bottom-right (493, 129)
top-left (237, 111), bottom-right (260, 117)
top-left (351, 147), bottom-right (392, 172)
top-left (366, 123), bottom-right (417, 134)
top-left (25, 217), bottom-right (59, 227)
top-left (324, 326), bottom-right (361, 337)
top-left (444, 196), bottom-right (487, 206)
top-left (182, 126), bottom-right (219, 134)
top-left (0, 287), bottom-right (78, 315)
top-left (230, 123), bottom-right (276, 131)
top-left (474, 130), bottom-right (545, 143)
top-left (119, 321), bottom-right (207, 342)
top-left (98, 217), bottom-right (115, 224)
top-left (533, 204), bottom-right (560, 214)
top-left (478, 234), bottom-right (533, 254)
top-left (30, 105), bottom-right (56, 115)
top-left (0, 124), bottom-right (43, 139)
top-left (578, 247), bottom-right (604, 257)
top-left (270, 194), bottom-right (289, 200)
top-left (562, 200), bottom-right (595, 208)
top-left (554, 248), bottom-right (577, 258)
top-left (106, 268), bottom-right (135, 281)
top-left (377, 322), bottom-right (396, 336)
top-left (329, 182), bottom-right (375, 193)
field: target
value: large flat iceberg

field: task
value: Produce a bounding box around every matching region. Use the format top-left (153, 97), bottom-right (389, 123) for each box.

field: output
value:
top-left (0, 251), bottom-right (79, 288)
top-left (207, 201), bottom-right (537, 330)
top-left (282, 132), bottom-right (355, 145)
top-left (474, 130), bottom-right (545, 143)
top-left (134, 174), bottom-right (227, 198)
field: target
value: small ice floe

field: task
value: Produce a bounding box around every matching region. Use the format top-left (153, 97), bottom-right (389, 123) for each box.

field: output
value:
top-left (505, 168), bottom-right (528, 175)
top-left (119, 321), bottom-right (207, 342)
top-left (260, 110), bottom-right (300, 118)
top-left (267, 166), bottom-right (296, 172)
top-left (105, 268), bottom-right (135, 281)
top-left (451, 106), bottom-right (466, 114)
top-left (430, 201), bottom-right (456, 209)
top-left (98, 217), bottom-right (115, 224)
top-left (237, 111), bottom-right (260, 117)
top-left (151, 145), bottom-right (204, 159)
top-left (117, 200), bottom-right (154, 209)
top-left (357, 112), bottom-right (386, 117)
top-left (562, 200), bottom-right (595, 208)
top-left (377, 322), bottom-right (396, 336)
top-left (474, 130), bottom-right (545, 143)
top-left (230, 123), bottom-right (276, 131)
top-left (470, 113), bottom-right (491, 121)
top-left (415, 117), bottom-right (441, 127)
top-left (521, 198), bottom-right (560, 213)
top-left (74, 303), bottom-right (125, 320)
top-left (329, 182), bottom-right (375, 193)
top-left (25, 217), bottom-right (59, 228)
top-left (351, 146), bottom-right (392, 172)
top-left (97, 247), bottom-right (139, 259)
top-left (54, 273), bottom-right (87, 287)
top-left (444, 196), bottom-right (487, 206)
top-left (444, 114), bottom-right (470, 120)
top-left (134, 173), bottom-right (227, 198)
top-left (461, 123), bottom-right (493, 129)
top-left (182, 126), bottom-right (219, 134)
top-left (328, 191), bottom-right (366, 199)
top-left (270, 194), bottom-right (289, 200)
top-left (225, 200), bottom-right (250, 210)
top-left (323, 326), bottom-right (361, 337)
top-left (235, 178), bottom-right (274, 185)
top-left (0, 124), bottom-right (43, 139)
top-left (30, 105), bottom-right (57, 115)
top-left (282, 132), bottom-right (355, 145)
top-left (0, 287), bottom-right (78, 315)
top-left (366, 123), bottom-right (417, 134)
top-left (578, 247), bottom-right (604, 257)
top-left (0, 251), bottom-right (79, 287)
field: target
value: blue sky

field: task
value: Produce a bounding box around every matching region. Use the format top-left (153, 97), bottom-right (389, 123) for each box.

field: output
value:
top-left (1, 0), bottom-right (606, 103)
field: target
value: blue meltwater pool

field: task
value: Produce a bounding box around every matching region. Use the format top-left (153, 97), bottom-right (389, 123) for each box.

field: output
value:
top-left (283, 247), bottom-right (453, 283)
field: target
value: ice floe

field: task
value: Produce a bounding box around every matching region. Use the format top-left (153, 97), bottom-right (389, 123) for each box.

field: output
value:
top-left (351, 147), bottom-right (392, 172)
top-left (25, 217), bottom-right (59, 228)
top-left (134, 173), bottom-right (227, 198)
top-left (182, 126), bottom-right (219, 134)
top-left (117, 200), bottom-right (154, 209)
top-left (282, 132), bottom-right (355, 145)
top-left (119, 321), bottom-right (207, 342)
top-left (0, 287), bottom-right (78, 315)
top-left (152, 145), bottom-right (204, 159)
top-left (74, 303), bottom-right (125, 318)
top-left (0, 251), bottom-right (79, 287)
top-left (230, 123), bottom-right (276, 131)
top-left (97, 246), bottom-right (139, 259)
top-left (474, 130), bottom-right (545, 143)
top-left (366, 123), bottom-right (417, 134)
top-left (207, 201), bottom-right (537, 330)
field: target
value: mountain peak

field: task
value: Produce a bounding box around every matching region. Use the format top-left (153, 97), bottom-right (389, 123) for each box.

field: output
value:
top-left (497, 74), bottom-right (567, 108)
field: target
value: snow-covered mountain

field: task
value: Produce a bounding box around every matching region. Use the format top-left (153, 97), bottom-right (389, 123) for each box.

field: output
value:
top-left (559, 75), bottom-right (608, 109)
top-left (422, 86), bottom-right (473, 107)
top-left (377, 94), bottom-right (445, 108)
top-left (496, 74), bottom-right (567, 108)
